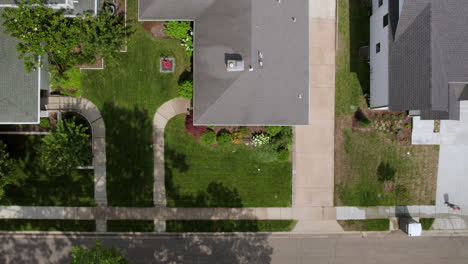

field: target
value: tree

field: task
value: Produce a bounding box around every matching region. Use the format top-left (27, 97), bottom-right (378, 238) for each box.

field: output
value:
top-left (70, 241), bottom-right (130, 264)
top-left (1, 0), bottom-right (131, 73)
top-left (40, 118), bottom-right (92, 176)
top-left (178, 80), bottom-right (193, 99)
top-left (0, 141), bottom-right (14, 200)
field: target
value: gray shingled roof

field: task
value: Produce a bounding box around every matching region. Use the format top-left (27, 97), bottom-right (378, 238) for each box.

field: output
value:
top-left (388, 0), bottom-right (468, 120)
top-left (0, 9), bottom-right (39, 123)
top-left (139, 0), bottom-right (309, 125)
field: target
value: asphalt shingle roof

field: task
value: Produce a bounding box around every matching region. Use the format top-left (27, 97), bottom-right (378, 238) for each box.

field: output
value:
top-left (388, 0), bottom-right (468, 120)
top-left (139, 0), bottom-right (309, 125)
top-left (0, 9), bottom-right (39, 123)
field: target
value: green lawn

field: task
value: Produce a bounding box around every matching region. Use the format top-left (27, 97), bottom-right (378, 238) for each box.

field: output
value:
top-left (420, 218), bottom-right (434, 230)
top-left (166, 220), bottom-right (297, 232)
top-left (81, 0), bottom-right (190, 206)
top-left (165, 115), bottom-right (292, 208)
top-left (0, 135), bottom-right (94, 206)
top-left (107, 220), bottom-right (154, 232)
top-left (337, 130), bottom-right (438, 206)
top-left (335, 0), bottom-right (370, 116)
top-left (0, 219), bottom-right (95, 231)
top-left (338, 219), bottom-right (389, 231)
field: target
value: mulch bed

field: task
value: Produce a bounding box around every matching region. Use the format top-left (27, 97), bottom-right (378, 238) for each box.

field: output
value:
top-left (143, 21), bottom-right (169, 39)
top-left (75, 56), bottom-right (104, 69)
top-left (352, 109), bottom-right (412, 146)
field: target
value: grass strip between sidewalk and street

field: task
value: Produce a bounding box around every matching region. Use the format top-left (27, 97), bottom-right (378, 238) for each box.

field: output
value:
top-left (107, 220), bottom-right (155, 232)
top-left (338, 219), bottom-right (389, 231)
top-left (166, 220), bottom-right (297, 232)
top-left (0, 219), bottom-right (95, 232)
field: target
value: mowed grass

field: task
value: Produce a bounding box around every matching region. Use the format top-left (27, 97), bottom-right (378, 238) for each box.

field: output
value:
top-left (0, 135), bottom-right (94, 206)
top-left (166, 220), bottom-right (297, 232)
top-left (81, 0), bottom-right (190, 206)
top-left (165, 115), bottom-right (292, 208)
top-left (335, 0), bottom-right (369, 116)
top-left (337, 129), bottom-right (438, 206)
top-left (0, 219), bottom-right (95, 231)
top-left (107, 220), bottom-right (155, 232)
top-left (338, 219), bottom-right (389, 231)
top-left (334, 0), bottom-right (438, 207)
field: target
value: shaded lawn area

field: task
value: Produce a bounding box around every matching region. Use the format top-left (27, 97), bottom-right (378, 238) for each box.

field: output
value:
top-left (0, 219), bottom-right (95, 231)
top-left (107, 220), bottom-right (154, 232)
top-left (166, 220), bottom-right (297, 232)
top-left (81, 0), bottom-right (190, 207)
top-left (336, 130), bottom-right (438, 206)
top-left (336, 0), bottom-right (370, 116)
top-left (0, 135), bottom-right (94, 206)
top-left (338, 219), bottom-right (389, 231)
top-left (165, 115), bottom-right (292, 208)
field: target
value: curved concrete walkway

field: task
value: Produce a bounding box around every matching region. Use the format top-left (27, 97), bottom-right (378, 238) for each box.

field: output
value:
top-left (46, 96), bottom-right (107, 206)
top-left (152, 97), bottom-right (190, 206)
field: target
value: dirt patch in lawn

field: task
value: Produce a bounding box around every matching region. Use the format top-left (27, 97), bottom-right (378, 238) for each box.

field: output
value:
top-left (76, 57), bottom-right (104, 69)
top-left (143, 21), bottom-right (168, 39)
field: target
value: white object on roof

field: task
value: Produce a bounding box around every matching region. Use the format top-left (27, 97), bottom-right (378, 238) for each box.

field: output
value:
top-left (226, 60), bottom-right (245, 72)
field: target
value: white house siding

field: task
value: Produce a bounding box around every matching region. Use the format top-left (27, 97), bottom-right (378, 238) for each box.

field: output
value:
top-left (369, 0), bottom-right (390, 108)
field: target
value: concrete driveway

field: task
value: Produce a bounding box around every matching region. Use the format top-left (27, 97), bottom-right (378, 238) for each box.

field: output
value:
top-left (412, 101), bottom-right (468, 229)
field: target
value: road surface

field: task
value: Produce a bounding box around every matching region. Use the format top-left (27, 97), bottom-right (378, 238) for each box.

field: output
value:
top-left (1, 232), bottom-right (467, 263)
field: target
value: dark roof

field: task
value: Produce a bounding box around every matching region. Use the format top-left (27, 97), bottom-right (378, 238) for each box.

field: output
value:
top-left (0, 9), bottom-right (39, 123)
top-left (139, 0), bottom-right (309, 125)
top-left (388, 0), bottom-right (468, 120)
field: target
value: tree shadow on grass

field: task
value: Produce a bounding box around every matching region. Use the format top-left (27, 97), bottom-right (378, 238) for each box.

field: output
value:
top-left (0, 135), bottom-right (93, 206)
top-left (101, 103), bottom-right (154, 207)
top-left (165, 146), bottom-right (243, 208)
top-left (349, 0), bottom-right (371, 95)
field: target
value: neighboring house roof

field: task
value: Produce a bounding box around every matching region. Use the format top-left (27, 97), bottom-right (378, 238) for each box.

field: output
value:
top-left (139, 0), bottom-right (309, 125)
top-left (0, 9), bottom-right (40, 123)
top-left (387, 0), bottom-right (468, 120)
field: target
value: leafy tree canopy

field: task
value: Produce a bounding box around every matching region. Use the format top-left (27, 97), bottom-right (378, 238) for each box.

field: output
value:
top-left (40, 117), bottom-right (92, 176)
top-left (1, 0), bottom-right (131, 73)
top-left (70, 241), bottom-right (130, 264)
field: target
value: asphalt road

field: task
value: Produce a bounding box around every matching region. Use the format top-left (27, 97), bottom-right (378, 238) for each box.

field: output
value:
top-left (0, 232), bottom-right (467, 264)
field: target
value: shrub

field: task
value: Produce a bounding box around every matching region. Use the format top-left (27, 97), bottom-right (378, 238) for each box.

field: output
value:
top-left (355, 109), bottom-right (371, 127)
top-left (377, 162), bottom-right (395, 182)
top-left (391, 114), bottom-right (396, 119)
top-left (200, 130), bottom-right (216, 145)
top-left (374, 114), bottom-right (380, 119)
top-left (164, 21), bottom-right (193, 57)
top-left (0, 141), bottom-right (14, 200)
top-left (405, 124), bottom-right (412, 129)
top-left (39, 118), bottom-right (92, 176)
top-left (217, 133), bottom-right (232, 147)
top-left (164, 21), bottom-right (191, 39)
top-left (185, 113), bottom-right (207, 137)
top-left (382, 114), bottom-right (388, 119)
top-left (255, 144), bottom-right (278, 162)
top-left (178, 80), bottom-right (193, 100)
top-left (265, 126), bottom-right (282, 137)
top-left (70, 240), bottom-right (130, 264)
top-left (276, 148), bottom-right (290, 162)
top-left (399, 113), bottom-right (405, 119)
top-left (39, 118), bottom-right (50, 128)
top-left (403, 138), bottom-right (409, 142)
top-left (238, 127), bottom-right (250, 138)
top-left (252, 133), bottom-right (270, 148)
top-left (231, 132), bottom-right (242, 144)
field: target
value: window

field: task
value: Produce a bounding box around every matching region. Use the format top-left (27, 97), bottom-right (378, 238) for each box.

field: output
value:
top-left (383, 14), bottom-right (389, 27)
top-left (376, 43), bottom-right (381, 53)
top-left (378, 0), bottom-right (383, 7)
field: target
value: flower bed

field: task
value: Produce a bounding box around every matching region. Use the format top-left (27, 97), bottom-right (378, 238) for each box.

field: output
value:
top-left (352, 109), bottom-right (412, 145)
